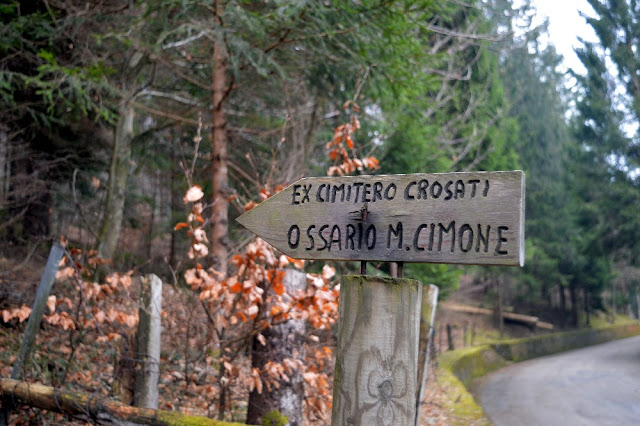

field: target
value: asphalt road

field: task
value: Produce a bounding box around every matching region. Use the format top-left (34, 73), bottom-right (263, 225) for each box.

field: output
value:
top-left (476, 335), bottom-right (640, 426)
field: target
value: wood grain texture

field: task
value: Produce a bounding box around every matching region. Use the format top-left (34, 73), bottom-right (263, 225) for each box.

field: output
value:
top-left (237, 171), bottom-right (525, 266)
top-left (416, 284), bottom-right (439, 423)
top-left (134, 274), bottom-right (163, 409)
top-left (1, 243), bottom-right (65, 426)
top-left (441, 302), bottom-right (554, 329)
top-left (10, 242), bottom-right (65, 380)
top-left (0, 378), bottom-right (245, 426)
top-left (332, 276), bottom-right (422, 426)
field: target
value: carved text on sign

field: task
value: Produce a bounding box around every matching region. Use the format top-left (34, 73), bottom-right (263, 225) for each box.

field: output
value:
top-left (237, 171), bottom-right (525, 266)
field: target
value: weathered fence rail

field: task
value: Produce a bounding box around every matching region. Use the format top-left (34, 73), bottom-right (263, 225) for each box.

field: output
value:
top-left (0, 378), bottom-right (245, 426)
top-left (442, 302), bottom-right (553, 330)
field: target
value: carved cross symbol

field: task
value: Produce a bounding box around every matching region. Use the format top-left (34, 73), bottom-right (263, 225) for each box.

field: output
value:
top-left (349, 202), bottom-right (369, 222)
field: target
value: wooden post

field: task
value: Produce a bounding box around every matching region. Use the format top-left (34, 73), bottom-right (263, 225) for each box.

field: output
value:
top-left (246, 269), bottom-right (307, 426)
top-left (446, 324), bottom-right (454, 351)
top-left (1, 242), bottom-right (64, 426)
top-left (471, 322), bottom-right (476, 346)
top-left (10, 242), bottom-right (65, 379)
top-left (332, 276), bottom-right (422, 426)
top-left (462, 321), bottom-right (468, 347)
top-left (134, 274), bottom-right (162, 409)
top-left (415, 284), bottom-right (438, 425)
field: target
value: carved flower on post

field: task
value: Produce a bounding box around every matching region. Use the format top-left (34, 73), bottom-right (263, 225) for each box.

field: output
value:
top-left (356, 348), bottom-right (409, 426)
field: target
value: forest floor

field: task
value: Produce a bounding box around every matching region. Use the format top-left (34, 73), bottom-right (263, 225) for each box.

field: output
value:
top-left (0, 253), bottom-right (612, 425)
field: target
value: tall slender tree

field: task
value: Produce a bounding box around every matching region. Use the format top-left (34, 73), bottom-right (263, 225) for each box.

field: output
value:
top-left (0, 1), bottom-right (115, 248)
top-left (570, 0), bottom-right (640, 319)
top-left (501, 42), bottom-right (578, 312)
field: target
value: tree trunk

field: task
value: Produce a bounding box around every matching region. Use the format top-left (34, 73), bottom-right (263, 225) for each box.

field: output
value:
top-left (611, 281), bottom-right (616, 321)
top-left (98, 101), bottom-right (134, 260)
top-left (211, 29), bottom-right (229, 276)
top-left (144, 172), bottom-right (159, 261)
top-left (540, 284), bottom-right (547, 308)
top-left (585, 290), bottom-right (591, 327)
top-left (170, 130), bottom-right (180, 269)
top-left (569, 283), bottom-right (578, 327)
top-left (246, 269), bottom-right (307, 426)
top-left (496, 276), bottom-right (504, 336)
top-left (6, 148), bottom-right (51, 240)
top-left (0, 124), bottom-right (8, 206)
top-left (559, 285), bottom-right (567, 327)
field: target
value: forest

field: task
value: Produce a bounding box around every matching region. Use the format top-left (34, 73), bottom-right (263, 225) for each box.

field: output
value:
top-left (1, 0), bottom-right (639, 424)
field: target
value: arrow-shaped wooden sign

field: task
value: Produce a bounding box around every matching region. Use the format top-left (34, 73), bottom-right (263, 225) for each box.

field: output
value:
top-left (237, 171), bottom-right (525, 266)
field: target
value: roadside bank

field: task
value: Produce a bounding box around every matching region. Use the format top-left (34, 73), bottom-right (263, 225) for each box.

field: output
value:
top-left (432, 320), bottom-right (640, 425)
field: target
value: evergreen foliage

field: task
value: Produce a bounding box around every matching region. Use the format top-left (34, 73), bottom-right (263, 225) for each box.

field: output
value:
top-left (571, 0), bottom-right (640, 316)
top-left (1, 0), bottom-right (640, 352)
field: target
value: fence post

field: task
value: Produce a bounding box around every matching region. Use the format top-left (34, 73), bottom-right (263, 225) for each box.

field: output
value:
top-left (332, 275), bottom-right (422, 426)
top-left (415, 284), bottom-right (438, 424)
top-left (463, 321), bottom-right (468, 347)
top-left (446, 324), bottom-right (454, 351)
top-left (0, 242), bottom-right (65, 426)
top-left (471, 322), bottom-right (476, 346)
top-left (10, 242), bottom-right (65, 379)
top-left (134, 274), bottom-right (162, 409)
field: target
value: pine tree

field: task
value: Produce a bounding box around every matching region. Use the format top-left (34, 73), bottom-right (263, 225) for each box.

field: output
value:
top-left (570, 0), bottom-right (640, 319)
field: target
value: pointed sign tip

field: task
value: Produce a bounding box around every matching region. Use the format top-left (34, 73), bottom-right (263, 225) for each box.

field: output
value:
top-left (236, 210), bottom-right (250, 229)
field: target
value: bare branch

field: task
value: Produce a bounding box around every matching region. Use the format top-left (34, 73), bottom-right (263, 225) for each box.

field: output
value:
top-left (426, 23), bottom-right (505, 42)
top-left (0, 242), bottom-right (38, 277)
top-left (150, 52), bottom-right (212, 90)
top-left (135, 89), bottom-right (201, 106)
top-left (131, 101), bottom-right (202, 126)
top-left (162, 30), bottom-right (208, 50)
top-left (228, 161), bottom-right (262, 191)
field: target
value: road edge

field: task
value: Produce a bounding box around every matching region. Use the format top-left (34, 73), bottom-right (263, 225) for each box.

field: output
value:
top-left (435, 321), bottom-right (640, 425)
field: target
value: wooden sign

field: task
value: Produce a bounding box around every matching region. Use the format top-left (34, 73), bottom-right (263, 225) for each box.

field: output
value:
top-left (237, 171), bottom-right (525, 266)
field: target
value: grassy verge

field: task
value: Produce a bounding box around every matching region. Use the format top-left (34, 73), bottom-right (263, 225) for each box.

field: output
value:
top-left (431, 318), bottom-right (640, 425)
top-left (431, 366), bottom-right (491, 425)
